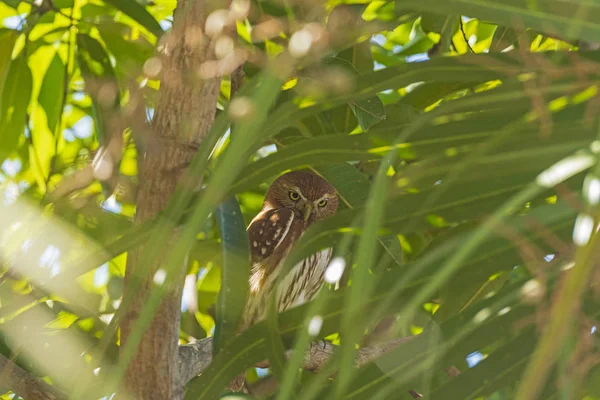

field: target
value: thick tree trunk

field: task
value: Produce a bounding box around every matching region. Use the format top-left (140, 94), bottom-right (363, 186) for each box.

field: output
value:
top-left (119, 1), bottom-right (220, 398)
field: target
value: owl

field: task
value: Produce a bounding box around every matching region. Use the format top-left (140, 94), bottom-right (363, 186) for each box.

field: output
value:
top-left (230, 170), bottom-right (338, 391)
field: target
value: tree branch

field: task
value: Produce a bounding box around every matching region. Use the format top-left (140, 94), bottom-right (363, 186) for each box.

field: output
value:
top-left (0, 353), bottom-right (68, 400)
top-left (177, 336), bottom-right (414, 387)
top-left (118, 0), bottom-right (222, 398)
top-left (0, 335), bottom-right (418, 399)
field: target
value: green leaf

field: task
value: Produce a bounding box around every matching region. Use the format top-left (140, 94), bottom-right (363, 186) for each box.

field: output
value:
top-left (316, 163), bottom-right (371, 209)
top-left (265, 292), bottom-right (287, 382)
top-left (376, 102), bottom-right (421, 128)
top-left (0, 29), bottom-right (18, 88)
top-left (349, 96), bottom-right (386, 132)
top-left (490, 26), bottom-right (521, 52)
top-left (395, 0), bottom-right (600, 43)
top-left (420, 12), bottom-right (448, 33)
top-left (76, 33), bottom-right (119, 144)
top-left (103, 0), bottom-right (163, 38)
top-left (400, 81), bottom-right (473, 109)
top-left (317, 163), bottom-right (408, 272)
top-left (213, 196), bottom-right (250, 355)
top-left (322, 236), bottom-right (583, 399)
top-left (96, 21), bottom-right (154, 76)
top-left (428, 330), bottom-right (537, 400)
top-left (76, 33), bottom-right (117, 80)
top-left (0, 51), bottom-right (32, 159)
top-left (54, 0), bottom-right (75, 8)
top-left (197, 265), bottom-right (221, 314)
top-left (38, 51), bottom-right (65, 133)
top-left (46, 310), bottom-right (79, 329)
top-left (266, 53), bottom-right (511, 138)
top-left (1, 0), bottom-right (20, 9)
top-left (231, 132), bottom-right (390, 194)
top-left (334, 127), bottom-right (393, 399)
top-left (326, 56), bottom-right (386, 132)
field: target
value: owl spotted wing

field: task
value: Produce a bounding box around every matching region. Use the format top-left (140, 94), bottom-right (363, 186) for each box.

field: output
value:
top-left (247, 208), bottom-right (295, 262)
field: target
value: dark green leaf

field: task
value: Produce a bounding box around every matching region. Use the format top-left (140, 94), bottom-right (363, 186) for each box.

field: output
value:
top-left (316, 163), bottom-right (371, 209)
top-left (96, 21), bottom-right (154, 76)
top-left (491, 26), bottom-right (521, 52)
top-left (54, 0), bottom-right (75, 8)
top-left (1, 0), bottom-right (20, 9)
top-left (38, 52), bottom-right (65, 133)
top-left (349, 96), bottom-right (386, 131)
top-left (0, 29), bottom-right (18, 87)
top-left (0, 51), bottom-right (32, 159)
top-left (265, 293), bottom-right (287, 382)
top-left (213, 196), bottom-right (250, 355)
top-left (103, 0), bottom-right (163, 38)
top-left (326, 55), bottom-right (386, 131)
top-left (421, 12), bottom-right (448, 33)
top-left (76, 33), bottom-right (119, 144)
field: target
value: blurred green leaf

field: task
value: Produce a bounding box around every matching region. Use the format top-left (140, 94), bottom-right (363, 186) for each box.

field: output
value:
top-left (103, 0), bottom-right (163, 38)
top-left (0, 51), bottom-right (32, 159)
top-left (96, 21), bottom-right (154, 76)
top-left (395, 0), bottom-right (600, 43)
top-left (0, 29), bottom-right (17, 87)
top-left (421, 12), bottom-right (448, 34)
top-left (265, 293), bottom-right (287, 383)
top-left (334, 120), bottom-right (393, 398)
top-left (326, 55), bottom-right (386, 132)
top-left (54, 0), bottom-right (75, 8)
top-left (38, 51), bottom-right (65, 134)
top-left (490, 26), bottom-right (520, 52)
top-left (76, 33), bottom-right (119, 144)
top-left (197, 265), bottom-right (221, 314)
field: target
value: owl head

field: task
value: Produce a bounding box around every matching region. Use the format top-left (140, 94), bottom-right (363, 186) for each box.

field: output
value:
top-left (263, 170), bottom-right (338, 222)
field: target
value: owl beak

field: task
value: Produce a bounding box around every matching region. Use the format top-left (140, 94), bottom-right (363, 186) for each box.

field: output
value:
top-left (303, 203), bottom-right (312, 222)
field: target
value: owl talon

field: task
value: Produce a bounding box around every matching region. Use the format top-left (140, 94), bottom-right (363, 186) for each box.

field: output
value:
top-left (229, 374), bottom-right (246, 393)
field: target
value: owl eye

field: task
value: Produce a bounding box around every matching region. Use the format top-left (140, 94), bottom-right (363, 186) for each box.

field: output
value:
top-left (318, 199), bottom-right (328, 207)
top-left (289, 191), bottom-right (300, 201)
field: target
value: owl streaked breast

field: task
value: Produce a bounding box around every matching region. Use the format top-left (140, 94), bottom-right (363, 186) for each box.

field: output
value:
top-left (242, 245), bottom-right (333, 328)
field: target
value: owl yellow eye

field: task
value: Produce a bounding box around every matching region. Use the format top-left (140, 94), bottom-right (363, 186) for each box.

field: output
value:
top-left (289, 191), bottom-right (300, 201)
top-left (318, 199), bottom-right (328, 207)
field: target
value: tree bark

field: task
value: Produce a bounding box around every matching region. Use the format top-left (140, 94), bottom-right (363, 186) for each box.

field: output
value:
top-left (0, 354), bottom-right (68, 400)
top-left (119, 1), bottom-right (221, 398)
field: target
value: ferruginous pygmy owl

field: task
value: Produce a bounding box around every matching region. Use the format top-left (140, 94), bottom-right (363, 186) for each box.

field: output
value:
top-left (230, 170), bottom-right (338, 391)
